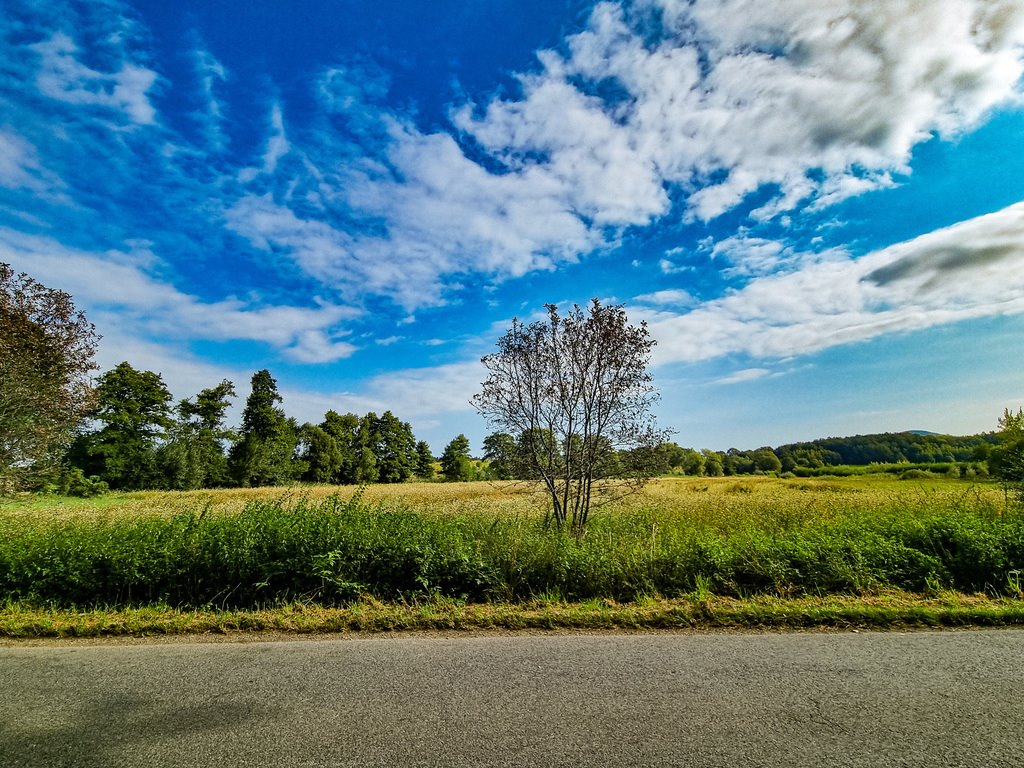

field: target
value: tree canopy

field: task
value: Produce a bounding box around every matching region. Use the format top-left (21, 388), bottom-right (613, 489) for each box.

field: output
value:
top-left (74, 362), bottom-right (173, 490)
top-left (474, 300), bottom-right (665, 534)
top-left (159, 379), bottom-right (237, 489)
top-left (441, 433), bottom-right (473, 482)
top-left (991, 407), bottom-right (1024, 502)
top-left (229, 370), bottom-right (302, 487)
top-left (0, 264), bottom-right (99, 492)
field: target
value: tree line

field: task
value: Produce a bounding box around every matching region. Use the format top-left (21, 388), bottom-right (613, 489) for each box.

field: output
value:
top-left (595, 432), bottom-right (1003, 479)
top-left (54, 363), bottom-right (1016, 494)
top-left (56, 359), bottom-right (670, 494)
top-left (55, 362), bottom-right (495, 493)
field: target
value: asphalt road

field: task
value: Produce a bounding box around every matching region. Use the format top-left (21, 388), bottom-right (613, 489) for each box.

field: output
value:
top-left (2, 629), bottom-right (1023, 767)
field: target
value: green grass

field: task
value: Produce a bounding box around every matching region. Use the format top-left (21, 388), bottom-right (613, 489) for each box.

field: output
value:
top-left (2, 478), bottom-right (1022, 637)
top-left (4, 593), bottom-right (1024, 639)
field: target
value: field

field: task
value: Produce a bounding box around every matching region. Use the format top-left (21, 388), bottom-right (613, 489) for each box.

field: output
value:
top-left (2, 475), bottom-right (1023, 638)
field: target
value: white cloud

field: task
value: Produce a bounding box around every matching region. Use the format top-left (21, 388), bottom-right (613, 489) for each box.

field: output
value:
top-left (452, 72), bottom-right (667, 227)
top-left (6, 0), bottom-right (1024, 395)
top-left (716, 368), bottom-right (774, 385)
top-left (192, 47), bottom-right (228, 151)
top-left (355, 360), bottom-right (483, 417)
top-left (238, 103), bottom-right (290, 182)
top-left (30, 32), bottom-right (157, 125)
top-left (707, 233), bottom-right (845, 278)
top-left (710, 235), bottom-right (791, 277)
top-left (649, 202), bottom-right (1024, 364)
top-left (633, 288), bottom-right (695, 307)
top-left (212, 1), bottom-right (1024, 313)
top-left (455, 0), bottom-right (1024, 224)
top-left (318, 64), bottom-right (389, 115)
top-left (0, 229), bottom-right (359, 363)
top-left (0, 129), bottom-right (43, 190)
top-left (228, 121), bottom-right (600, 309)
top-left (658, 258), bottom-right (690, 274)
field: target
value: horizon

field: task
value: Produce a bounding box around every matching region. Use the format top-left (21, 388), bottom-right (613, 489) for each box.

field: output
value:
top-left (3, 0), bottom-right (1024, 454)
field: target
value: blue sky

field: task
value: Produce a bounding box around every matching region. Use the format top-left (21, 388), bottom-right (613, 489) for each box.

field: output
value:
top-left (3, 0), bottom-right (1024, 453)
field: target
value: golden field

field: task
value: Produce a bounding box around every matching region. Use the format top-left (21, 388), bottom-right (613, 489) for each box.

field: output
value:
top-left (1, 474), bottom-right (1003, 525)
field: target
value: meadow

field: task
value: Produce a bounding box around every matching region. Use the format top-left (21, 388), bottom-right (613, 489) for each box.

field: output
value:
top-left (2, 475), bottom-right (1023, 637)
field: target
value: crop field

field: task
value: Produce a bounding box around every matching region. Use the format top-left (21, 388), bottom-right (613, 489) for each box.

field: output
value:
top-left (2, 473), bottom-right (1003, 522)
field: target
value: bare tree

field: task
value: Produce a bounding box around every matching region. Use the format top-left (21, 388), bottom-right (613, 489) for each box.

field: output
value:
top-left (473, 300), bottom-right (667, 535)
top-left (0, 264), bottom-right (99, 492)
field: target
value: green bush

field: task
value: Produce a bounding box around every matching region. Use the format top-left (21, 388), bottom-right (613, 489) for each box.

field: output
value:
top-left (899, 469), bottom-right (935, 480)
top-left (44, 467), bottom-right (108, 497)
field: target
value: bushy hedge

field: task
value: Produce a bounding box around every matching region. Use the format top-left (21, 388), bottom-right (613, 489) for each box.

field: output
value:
top-left (1, 493), bottom-right (1022, 608)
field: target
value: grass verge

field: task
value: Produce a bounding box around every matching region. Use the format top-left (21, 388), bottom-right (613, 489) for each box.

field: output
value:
top-left (3, 592), bottom-right (1024, 639)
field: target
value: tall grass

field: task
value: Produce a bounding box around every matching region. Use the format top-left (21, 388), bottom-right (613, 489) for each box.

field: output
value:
top-left (1, 484), bottom-right (1021, 609)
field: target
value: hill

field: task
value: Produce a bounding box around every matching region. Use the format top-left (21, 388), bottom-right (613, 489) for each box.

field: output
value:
top-left (772, 431), bottom-right (997, 470)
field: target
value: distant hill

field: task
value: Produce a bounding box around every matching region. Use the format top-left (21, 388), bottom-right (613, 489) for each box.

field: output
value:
top-left (772, 431), bottom-right (997, 469)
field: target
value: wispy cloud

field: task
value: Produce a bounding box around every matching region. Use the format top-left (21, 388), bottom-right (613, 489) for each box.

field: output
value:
top-left (8, 0), bottom-right (1024, 321)
top-left (191, 46), bottom-right (229, 152)
top-left (633, 288), bottom-right (694, 307)
top-left (658, 258), bottom-right (691, 275)
top-left (0, 229), bottom-right (360, 363)
top-left (706, 233), bottom-right (845, 279)
top-left (211, 0), bottom-right (1024, 312)
top-left (30, 32), bottom-right (157, 126)
top-left (649, 202), bottom-right (1024, 364)
top-left (716, 368), bottom-right (774, 385)
top-left (0, 129), bottom-right (44, 191)
top-left (238, 103), bottom-right (290, 182)
top-left (227, 123), bottom-right (599, 309)
top-left (3, 0), bottom-right (1024, 404)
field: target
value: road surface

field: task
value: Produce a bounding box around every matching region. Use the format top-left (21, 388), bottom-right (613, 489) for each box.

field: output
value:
top-left (2, 629), bottom-right (1023, 767)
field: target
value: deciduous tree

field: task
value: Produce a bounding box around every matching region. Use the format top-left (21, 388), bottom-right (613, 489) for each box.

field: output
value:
top-left (440, 434), bottom-right (473, 482)
top-left (299, 423), bottom-right (343, 484)
top-left (75, 362), bottom-right (173, 490)
top-left (321, 410), bottom-right (361, 483)
top-left (367, 410), bottom-right (417, 483)
top-left (991, 407), bottom-right (1024, 504)
top-left (474, 300), bottom-right (666, 534)
top-left (0, 264), bottom-right (99, 492)
top-left (482, 432), bottom-right (518, 480)
top-left (158, 380), bottom-right (237, 489)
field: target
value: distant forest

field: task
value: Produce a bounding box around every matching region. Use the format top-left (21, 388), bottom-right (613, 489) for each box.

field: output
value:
top-left (642, 431), bottom-right (998, 480)
top-left (49, 360), bottom-right (1004, 496)
top-left (773, 432), bottom-right (998, 469)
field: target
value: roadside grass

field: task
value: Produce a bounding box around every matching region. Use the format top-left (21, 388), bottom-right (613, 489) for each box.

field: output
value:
top-left (3, 593), bottom-right (1024, 639)
top-left (2, 476), bottom-right (1021, 638)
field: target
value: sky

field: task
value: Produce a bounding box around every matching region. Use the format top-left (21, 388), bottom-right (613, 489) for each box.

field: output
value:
top-left (3, 0), bottom-right (1024, 453)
